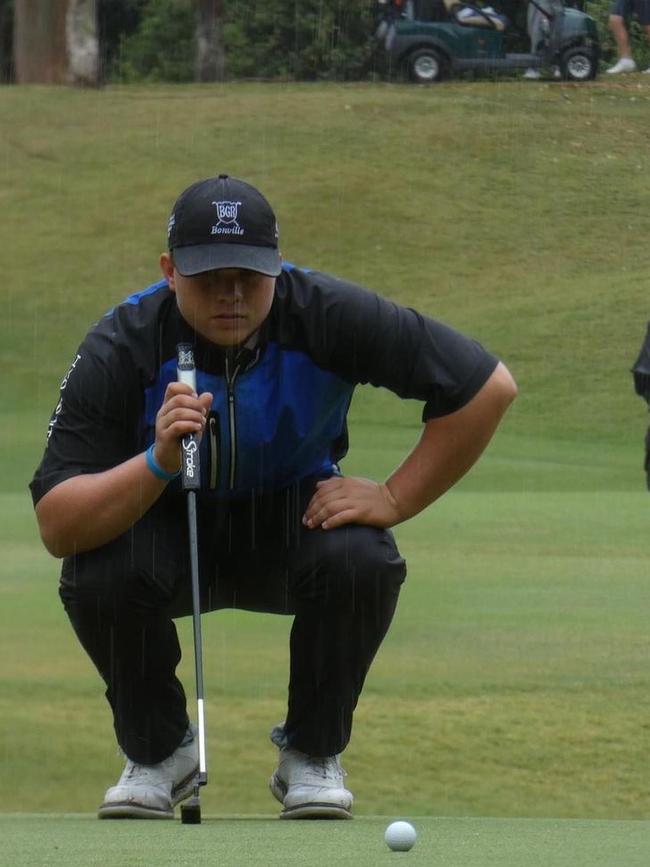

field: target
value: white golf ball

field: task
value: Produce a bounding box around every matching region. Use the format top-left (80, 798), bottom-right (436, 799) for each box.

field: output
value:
top-left (384, 820), bottom-right (417, 851)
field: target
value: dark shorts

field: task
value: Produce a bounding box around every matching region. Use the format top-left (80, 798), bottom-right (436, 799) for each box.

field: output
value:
top-left (610, 0), bottom-right (650, 24)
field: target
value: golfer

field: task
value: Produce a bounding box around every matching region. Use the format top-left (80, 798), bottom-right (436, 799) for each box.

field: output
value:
top-left (30, 174), bottom-right (517, 820)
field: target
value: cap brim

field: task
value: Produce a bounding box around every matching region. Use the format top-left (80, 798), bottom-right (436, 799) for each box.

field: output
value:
top-left (173, 244), bottom-right (282, 278)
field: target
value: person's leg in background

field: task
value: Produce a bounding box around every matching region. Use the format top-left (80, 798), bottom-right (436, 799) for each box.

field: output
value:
top-left (608, 0), bottom-right (637, 72)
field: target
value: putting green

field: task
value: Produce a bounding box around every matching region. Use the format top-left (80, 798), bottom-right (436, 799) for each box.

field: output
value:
top-left (1, 814), bottom-right (648, 866)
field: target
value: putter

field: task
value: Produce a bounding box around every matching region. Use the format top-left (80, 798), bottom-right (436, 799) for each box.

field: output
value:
top-left (176, 343), bottom-right (208, 825)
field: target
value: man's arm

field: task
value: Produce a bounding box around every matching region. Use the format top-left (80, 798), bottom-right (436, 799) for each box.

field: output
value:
top-left (302, 361), bottom-right (517, 530)
top-left (35, 383), bottom-right (213, 558)
top-left (36, 454), bottom-right (169, 558)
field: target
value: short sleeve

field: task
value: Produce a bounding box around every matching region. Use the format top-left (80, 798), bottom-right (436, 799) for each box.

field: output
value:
top-left (29, 331), bottom-right (140, 505)
top-left (276, 268), bottom-right (500, 421)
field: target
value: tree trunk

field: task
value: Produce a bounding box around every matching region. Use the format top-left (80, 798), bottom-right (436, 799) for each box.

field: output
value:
top-left (195, 0), bottom-right (224, 82)
top-left (66, 0), bottom-right (99, 86)
top-left (14, 0), bottom-right (68, 83)
top-left (0, 0), bottom-right (11, 81)
top-left (13, 0), bottom-right (99, 85)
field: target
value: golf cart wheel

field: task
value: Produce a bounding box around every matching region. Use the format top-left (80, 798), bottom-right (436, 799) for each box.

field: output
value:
top-left (408, 48), bottom-right (447, 83)
top-left (560, 47), bottom-right (596, 82)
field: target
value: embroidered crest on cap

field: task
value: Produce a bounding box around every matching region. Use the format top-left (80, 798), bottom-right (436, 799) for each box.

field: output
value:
top-left (211, 200), bottom-right (244, 236)
top-left (167, 213), bottom-right (176, 238)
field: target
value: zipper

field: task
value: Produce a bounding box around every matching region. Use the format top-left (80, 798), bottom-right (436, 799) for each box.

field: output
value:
top-left (208, 415), bottom-right (219, 489)
top-left (225, 355), bottom-right (242, 490)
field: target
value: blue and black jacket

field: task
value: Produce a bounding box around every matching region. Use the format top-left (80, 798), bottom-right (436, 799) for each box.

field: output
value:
top-left (30, 264), bottom-right (498, 505)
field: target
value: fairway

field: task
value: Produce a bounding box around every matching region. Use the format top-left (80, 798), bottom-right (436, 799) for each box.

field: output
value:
top-left (2, 814), bottom-right (649, 867)
top-left (1, 76), bottom-right (649, 836)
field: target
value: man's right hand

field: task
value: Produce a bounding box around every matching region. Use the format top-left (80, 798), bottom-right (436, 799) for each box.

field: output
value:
top-left (153, 382), bottom-right (213, 475)
top-left (35, 383), bottom-right (214, 558)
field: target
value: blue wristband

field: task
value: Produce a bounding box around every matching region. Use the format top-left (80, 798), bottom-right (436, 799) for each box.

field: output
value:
top-left (145, 444), bottom-right (180, 482)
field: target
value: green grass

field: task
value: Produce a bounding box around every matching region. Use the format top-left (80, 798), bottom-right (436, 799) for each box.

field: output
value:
top-left (2, 815), bottom-right (650, 867)
top-left (1, 79), bottom-right (649, 832)
top-left (2, 80), bottom-right (649, 441)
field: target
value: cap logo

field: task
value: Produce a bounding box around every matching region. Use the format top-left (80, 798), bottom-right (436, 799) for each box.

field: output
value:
top-left (211, 200), bottom-right (244, 236)
top-left (167, 213), bottom-right (176, 239)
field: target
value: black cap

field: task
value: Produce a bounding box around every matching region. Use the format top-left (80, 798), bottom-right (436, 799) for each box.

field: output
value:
top-left (167, 175), bottom-right (281, 277)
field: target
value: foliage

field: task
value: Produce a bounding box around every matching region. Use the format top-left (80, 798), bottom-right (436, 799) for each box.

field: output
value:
top-left (99, 0), bottom-right (148, 80)
top-left (109, 0), bottom-right (195, 82)
top-left (222, 0), bottom-right (378, 80)
top-left (107, 0), bottom-right (380, 82)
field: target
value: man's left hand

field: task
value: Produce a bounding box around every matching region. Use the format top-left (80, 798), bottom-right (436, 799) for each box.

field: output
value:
top-left (303, 477), bottom-right (402, 530)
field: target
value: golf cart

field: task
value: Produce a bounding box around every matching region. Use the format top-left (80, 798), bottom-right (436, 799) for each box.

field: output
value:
top-left (378, 0), bottom-right (600, 83)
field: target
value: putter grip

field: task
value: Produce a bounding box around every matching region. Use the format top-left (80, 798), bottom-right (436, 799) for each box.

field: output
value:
top-left (177, 343), bottom-right (201, 491)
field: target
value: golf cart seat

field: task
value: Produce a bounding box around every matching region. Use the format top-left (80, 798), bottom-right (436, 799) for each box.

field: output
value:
top-left (443, 0), bottom-right (508, 30)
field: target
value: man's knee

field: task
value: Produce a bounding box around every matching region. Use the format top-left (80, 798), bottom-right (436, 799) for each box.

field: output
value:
top-left (294, 525), bottom-right (406, 605)
top-left (59, 528), bottom-right (180, 615)
top-left (349, 527), bottom-right (406, 590)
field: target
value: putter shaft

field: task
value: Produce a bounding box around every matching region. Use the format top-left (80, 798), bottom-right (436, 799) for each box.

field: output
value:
top-left (177, 343), bottom-right (208, 791)
top-left (186, 490), bottom-right (208, 786)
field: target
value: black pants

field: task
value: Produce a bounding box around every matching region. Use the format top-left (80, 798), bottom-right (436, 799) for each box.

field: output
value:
top-left (60, 477), bottom-right (406, 765)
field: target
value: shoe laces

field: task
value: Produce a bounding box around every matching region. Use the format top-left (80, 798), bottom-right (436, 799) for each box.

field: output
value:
top-left (271, 726), bottom-right (347, 786)
top-left (122, 755), bottom-right (174, 786)
top-left (304, 755), bottom-right (345, 784)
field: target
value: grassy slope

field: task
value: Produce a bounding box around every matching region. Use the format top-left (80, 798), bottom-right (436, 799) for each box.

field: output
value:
top-left (0, 80), bottom-right (649, 820)
top-left (1, 80), bottom-right (649, 439)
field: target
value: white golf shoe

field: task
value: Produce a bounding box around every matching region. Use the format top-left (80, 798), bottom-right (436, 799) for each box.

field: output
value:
top-left (606, 57), bottom-right (637, 74)
top-left (268, 725), bottom-right (353, 819)
top-left (98, 726), bottom-right (199, 819)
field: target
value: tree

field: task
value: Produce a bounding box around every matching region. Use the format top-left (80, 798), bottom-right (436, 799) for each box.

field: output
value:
top-left (195, 0), bottom-right (224, 82)
top-left (66, 0), bottom-right (100, 85)
top-left (222, 0), bottom-right (377, 81)
top-left (13, 0), bottom-right (99, 85)
top-left (14, 0), bottom-right (67, 83)
top-left (112, 0), bottom-right (194, 83)
top-left (0, 0), bottom-right (14, 81)
top-left (99, 0), bottom-right (146, 82)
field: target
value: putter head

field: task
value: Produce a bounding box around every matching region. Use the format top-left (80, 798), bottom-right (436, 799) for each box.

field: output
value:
top-left (180, 795), bottom-right (202, 825)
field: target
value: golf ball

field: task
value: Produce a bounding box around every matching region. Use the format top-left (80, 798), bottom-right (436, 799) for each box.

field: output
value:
top-left (385, 820), bottom-right (417, 851)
